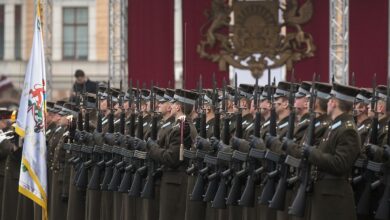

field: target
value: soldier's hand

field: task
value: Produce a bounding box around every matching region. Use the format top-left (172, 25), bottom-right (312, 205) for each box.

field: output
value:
top-left (265, 133), bottom-right (280, 148)
top-left (104, 133), bottom-right (116, 145)
top-left (133, 137), bottom-right (146, 150)
top-left (366, 144), bottom-right (380, 158)
top-left (281, 137), bottom-right (295, 151)
top-left (231, 137), bottom-right (243, 150)
top-left (195, 136), bottom-right (210, 150)
top-left (146, 138), bottom-right (157, 151)
top-left (248, 135), bottom-right (264, 149)
top-left (301, 143), bottom-right (312, 158)
top-left (209, 137), bottom-right (220, 151)
top-left (93, 131), bottom-right (104, 145)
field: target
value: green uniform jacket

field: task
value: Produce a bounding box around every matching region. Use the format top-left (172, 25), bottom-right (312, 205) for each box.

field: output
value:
top-left (308, 113), bottom-right (360, 220)
top-left (149, 118), bottom-right (197, 220)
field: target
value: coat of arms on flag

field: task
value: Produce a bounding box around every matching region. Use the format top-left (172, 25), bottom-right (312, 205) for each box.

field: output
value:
top-left (14, 2), bottom-right (48, 219)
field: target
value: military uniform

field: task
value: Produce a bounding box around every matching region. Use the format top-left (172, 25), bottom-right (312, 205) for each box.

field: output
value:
top-left (148, 89), bottom-right (199, 220)
top-left (308, 113), bottom-right (360, 220)
top-left (0, 138), bottom-right (19, 220)
top-left (143, 114), bottom-right (175, 220)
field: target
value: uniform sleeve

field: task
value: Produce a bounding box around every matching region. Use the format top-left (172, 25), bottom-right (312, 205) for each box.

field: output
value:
top-left (149, 127), bottom-right (182, 168)
top-left (309, 129), bottom-right (360, 175)
top-left (0, 139), bottom-right (15, 159)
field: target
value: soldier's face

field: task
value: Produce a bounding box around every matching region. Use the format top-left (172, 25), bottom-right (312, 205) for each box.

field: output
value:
top-left (100, 100), bottom-right (108, 111)
top-left (158, 102), bottom-right (171, 115)
top-left (0, 120), bottom-right (7, 130)
top-left (294, 97), bottom-right (308, 115)
top-left (123, 101), bottom-right (129, 110)
top-left (260, 99), bottom-right (271, 116)
top-left (327, 98), bottom-right (337, 115)
top-left (240, 98), bottom-right (248, 110)
top-left (171, 102), bottom-right (179, 115)
top-left (274, 97), bottom-right (288, 115)
top-left (355, 102), bottom-right (368, 117)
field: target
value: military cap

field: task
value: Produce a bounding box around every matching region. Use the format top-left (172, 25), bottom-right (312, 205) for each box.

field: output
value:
top-left (97, 82), bottom-right (108, 99)
top-left (84, 93), bottom-right (97, 109)
top-left (0, 99), bottom-right (19, 111)
top-left (47, 101), bottom-right (60, 113)
top-left (314, 82), bottom-right (332, 100)
top-left (172, 89), bottom-right (199, 105)
top-left (376, 85), bottom-right (388, 101)
top-left (0, 109), bottom-right (15, 120)
top-left (226, 85), bottom-right (236, 100)
top-left (260, 85), bottom-right (276, 101)
top-left (355, 89), bottom-right (372, 105)
top-left (54, 100), bottom-right (66, 110)
top-left (124, 88), bottom-right (139, 101)
top-left (164, 88), bottom-right (175, 102)
top-left (110, 88), bottom-right (121, 103)
top-left (330, 83), bottom-right (360, 103)
top-left (153, 87), bottom-right (166, 102)
top-left (141, 89), bottom-right (151, 100)
top-left (274, 81), bottom-right (298, 98)
top-left (203, 89), bottom-right (213, 104)
top-left (296, 82), bottom-right (312, 98)
top-left (59, 102), bottom-right (76, 116)
top-left (239, 84), bottom-right (255, 99)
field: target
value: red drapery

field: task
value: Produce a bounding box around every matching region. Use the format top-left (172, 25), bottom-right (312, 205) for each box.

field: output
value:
top-left (128, 0), bottom-right (174, 88)
top-left (182, 0), bottom-right (228, 89)
top-left (288, 0), bottom-right (330, 82)
top-left (350, 0), bottom-right (388, 87)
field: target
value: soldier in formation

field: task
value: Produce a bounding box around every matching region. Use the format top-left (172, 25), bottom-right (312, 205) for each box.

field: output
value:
top-left (2, 75), bottom-right (390, 220)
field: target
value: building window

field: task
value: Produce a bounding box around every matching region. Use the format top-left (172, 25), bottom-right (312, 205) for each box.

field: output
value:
top-left (15, 5), bottom-right (22, 60)
top-left (63, 7), bottom-right (88, 60)
top-left (0, 5), bottom-right (4, 60)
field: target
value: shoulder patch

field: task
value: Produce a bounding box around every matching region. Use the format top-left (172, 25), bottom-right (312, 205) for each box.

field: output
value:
top-left (246, 123), bottom-right (254, 130)
top-left (161, 121), bottom-right (171, 129)
top-left (278, 122), bottom-right (288, 129)
top-left (331, 120), bottom-right (342, 130)
top-left (298, 119), bottom-right (309, 126)
top-left (262, 120), bottom-right (270, 128)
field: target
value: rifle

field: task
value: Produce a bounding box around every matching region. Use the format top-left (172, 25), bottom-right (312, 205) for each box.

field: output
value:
top-left (355, 74), bottom-right (380, 215)
top-left (222, 78), bottom-right (231, 144)
top-left (128, 79), bottom-right (137, 137)
top-left (288, 74), bottom-right (317, 217)
top-left (269, 71), bottom-right (296, 210)
top-left (140, 84), bottom-right (163, 199)
top-left (75, 90), bottom-right (95, 190)
top-left (128, 82), bottom-right (149, 197)
top-left (238, 77), bottom-right (266, 207)
top-left (210, 151), bottom-right (232, 209)
top-left (88, 85), bottom-right (107, 190)
top-left (108, 80), bottom-right (127, 191)
top-left (118, 82), bottom-right (138, 193)
top-left (258, 69), bottom-right (278, 205)
top-left (100, 81), bottom-right (117, 191)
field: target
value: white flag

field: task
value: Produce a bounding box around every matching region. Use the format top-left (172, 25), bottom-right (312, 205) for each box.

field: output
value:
top-left (14, 7), bottom-right (48, 220)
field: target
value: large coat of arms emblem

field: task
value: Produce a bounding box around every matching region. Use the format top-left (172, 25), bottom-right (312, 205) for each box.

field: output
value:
top-left (197, 0), bottom-right (315, 78)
